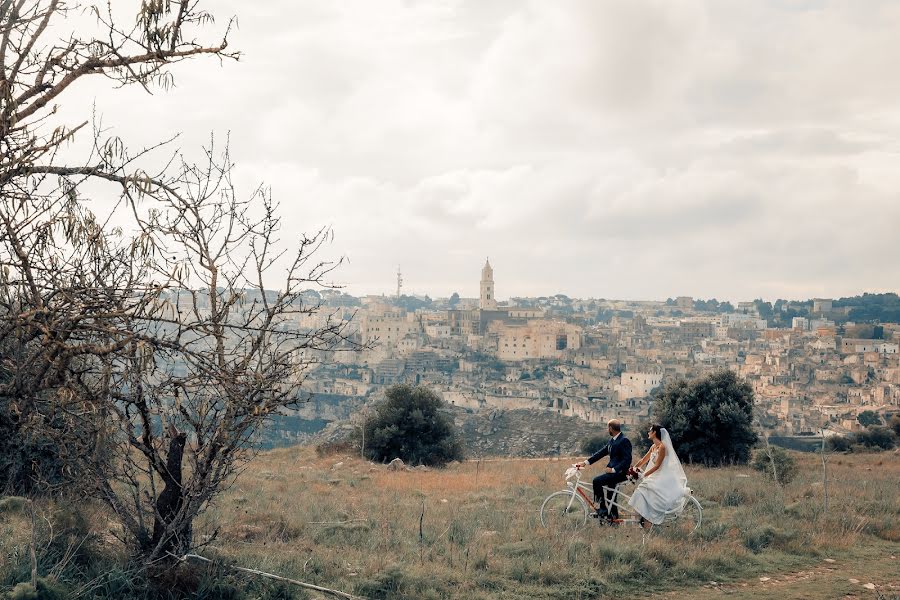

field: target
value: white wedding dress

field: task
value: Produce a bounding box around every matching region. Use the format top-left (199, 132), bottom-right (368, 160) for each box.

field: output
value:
top-left (627, 429), bottom-right (690, 525)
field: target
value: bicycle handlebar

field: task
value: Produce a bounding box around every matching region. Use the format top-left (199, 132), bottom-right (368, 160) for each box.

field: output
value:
top-left (564, 464), bottom-right (643, 483)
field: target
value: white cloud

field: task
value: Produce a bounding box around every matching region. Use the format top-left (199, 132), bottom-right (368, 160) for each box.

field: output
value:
top-left (55, 0), bottom-right (900, 301)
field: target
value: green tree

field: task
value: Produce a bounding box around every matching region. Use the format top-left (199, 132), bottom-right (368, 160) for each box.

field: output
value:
top-left (694, 298), bottom-right (722, 312)
top-left (857, 410), bottom-right (881, 427)
top-left (580, 435), bottom-right (608, 456)
top-left (650, 370), bottom-right (758, 466)
top-left (841, 292), bottom-right (900, 323)
top-left (363, 385), bottom-right (463, 466)
top-left (396, 295), bottom-right (432, 311)
top-left (754, 300), bottom-right (774, 324)
top-left (448, 292), bottom-right (460, 307)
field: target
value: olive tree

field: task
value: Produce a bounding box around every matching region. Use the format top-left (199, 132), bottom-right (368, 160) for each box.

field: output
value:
top-left (0, 1), bottom-right (350, 564)
top-left (650, 370), bottom-right (758, 466)
top-left (363, 385), bottom-right (463, 467)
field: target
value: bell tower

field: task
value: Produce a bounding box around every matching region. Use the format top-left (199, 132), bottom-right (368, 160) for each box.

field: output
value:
top-left (480, 259), bottom-right (497, 310)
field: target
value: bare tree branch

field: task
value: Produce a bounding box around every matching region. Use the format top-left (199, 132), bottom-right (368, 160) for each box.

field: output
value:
top-left (0, 0), bottom-right (359, 568)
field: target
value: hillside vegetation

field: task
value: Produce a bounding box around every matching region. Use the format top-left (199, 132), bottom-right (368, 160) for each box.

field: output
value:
top-left (1, 449), bottom-right (897, 599)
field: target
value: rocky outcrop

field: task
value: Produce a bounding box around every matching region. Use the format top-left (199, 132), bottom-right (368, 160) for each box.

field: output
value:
top-left (454, 408), bottom-right (604, 458)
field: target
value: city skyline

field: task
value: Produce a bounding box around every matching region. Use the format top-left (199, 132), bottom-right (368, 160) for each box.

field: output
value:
top-left (344, 261), bottom-right (897, 305)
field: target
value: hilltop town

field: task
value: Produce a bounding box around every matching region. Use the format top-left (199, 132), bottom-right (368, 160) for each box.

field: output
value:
top-left (260, 261), bottom-right (900, 448)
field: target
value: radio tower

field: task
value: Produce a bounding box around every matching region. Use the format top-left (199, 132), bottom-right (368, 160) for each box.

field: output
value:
top-left (396, 265), bottom-right (403, 298)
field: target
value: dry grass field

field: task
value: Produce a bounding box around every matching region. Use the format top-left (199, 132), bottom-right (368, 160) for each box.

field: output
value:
top-left (0, 447), bottom-right (897, 599)
top-left (191, 447), bottom-right (900, 600)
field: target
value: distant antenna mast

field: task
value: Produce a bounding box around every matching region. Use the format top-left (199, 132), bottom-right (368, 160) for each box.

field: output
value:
top-left (396, 265), bottom-right (403, 298)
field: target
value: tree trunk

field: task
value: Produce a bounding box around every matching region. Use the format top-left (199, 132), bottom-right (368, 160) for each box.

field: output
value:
top-left (150, 429), bottom-right (190, 558)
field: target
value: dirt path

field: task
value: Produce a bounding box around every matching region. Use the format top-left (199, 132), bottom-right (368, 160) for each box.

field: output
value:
top-left (663, 546), bottom-right (899, 600)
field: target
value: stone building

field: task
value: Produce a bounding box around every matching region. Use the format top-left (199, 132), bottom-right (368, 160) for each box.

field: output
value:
top-left (360, 306), bottom-right (418, 345)
top-left (491, 319), bottom-right (583, 361)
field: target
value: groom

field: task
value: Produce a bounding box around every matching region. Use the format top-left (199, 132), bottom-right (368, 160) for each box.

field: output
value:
top-left (579, 419), bottom-right (632, 521)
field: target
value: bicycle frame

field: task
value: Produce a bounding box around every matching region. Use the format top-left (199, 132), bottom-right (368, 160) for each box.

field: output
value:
top-left (565, 466), bottom-right (642, 525)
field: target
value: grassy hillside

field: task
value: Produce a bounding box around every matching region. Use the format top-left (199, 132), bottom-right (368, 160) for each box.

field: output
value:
top-left (197, 448), bottom-right (898, 599)
top-left (1, 449), bottom-right (897, 599)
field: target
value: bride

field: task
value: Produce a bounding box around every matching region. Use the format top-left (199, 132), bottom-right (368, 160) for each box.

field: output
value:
top-left (628, 424), bottom-right (690, 529)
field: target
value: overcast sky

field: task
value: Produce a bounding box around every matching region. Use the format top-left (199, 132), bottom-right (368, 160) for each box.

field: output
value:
top-left (67, 0), bottom-right (900, 302)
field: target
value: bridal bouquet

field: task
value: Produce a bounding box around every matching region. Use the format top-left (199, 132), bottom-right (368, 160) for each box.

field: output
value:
top-left (626, 466), bottom-right (643, 482)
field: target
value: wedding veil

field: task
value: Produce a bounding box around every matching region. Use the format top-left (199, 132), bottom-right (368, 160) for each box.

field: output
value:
top-left (660, 428), bottom-right (689, 494)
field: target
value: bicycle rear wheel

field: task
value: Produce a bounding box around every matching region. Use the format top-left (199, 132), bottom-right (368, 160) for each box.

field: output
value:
top-left (664, 495), bottom-right (702, 535)
top-left (540, 491), bottom-right (589, 530)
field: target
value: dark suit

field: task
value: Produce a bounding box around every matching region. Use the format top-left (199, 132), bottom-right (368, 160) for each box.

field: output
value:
top-left (587, 433), bottom-right (633, 518)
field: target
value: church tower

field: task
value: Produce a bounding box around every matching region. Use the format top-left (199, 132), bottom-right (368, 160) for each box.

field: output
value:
top-left (480, 259), bottom-right (497, 310)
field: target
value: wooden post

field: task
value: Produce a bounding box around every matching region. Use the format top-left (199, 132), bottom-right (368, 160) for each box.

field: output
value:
top-left (360, 412), bottom-right (365, 460)
top-left (418, 500), bottom-right (425, 564)
top-left (820, 428), bottom-right (829, 513)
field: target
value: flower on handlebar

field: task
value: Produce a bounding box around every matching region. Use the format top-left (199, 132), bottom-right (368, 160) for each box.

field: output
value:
top-left (626, 466), bottom-right (642, 482)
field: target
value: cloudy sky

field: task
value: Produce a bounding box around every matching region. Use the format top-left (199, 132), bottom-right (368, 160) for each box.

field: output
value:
top-left (67, 0), bottom-right (900, 302)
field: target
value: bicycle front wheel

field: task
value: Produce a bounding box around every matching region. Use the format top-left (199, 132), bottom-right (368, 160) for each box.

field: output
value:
top-left (540, 491), bottom-right (589, 530)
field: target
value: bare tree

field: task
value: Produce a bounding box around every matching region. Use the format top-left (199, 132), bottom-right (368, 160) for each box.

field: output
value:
top-left (0, 1), bottom-right (352, 564)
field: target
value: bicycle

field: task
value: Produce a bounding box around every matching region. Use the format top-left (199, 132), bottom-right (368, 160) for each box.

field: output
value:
top-left (540, 464), bottom-right (702, 534)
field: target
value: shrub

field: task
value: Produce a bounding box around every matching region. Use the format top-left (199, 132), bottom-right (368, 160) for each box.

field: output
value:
top-left (650, 370), bottom-right (758, 465)
top-left (580, 435), bottom-right (608, 456)
top-left (5, 577), bottom-right (70, 600)
top-left (752, 446), bottom-right (798, 485)
top-left (826, 435), bottom-right (853, 452)
top-left (0, 398), bottom-right (71, 495)
top-left (362, 385), bottom-right (463, 467)
top-left (255, 582), bottom-right (308, 600)
top-left (315, 439), bottom-right (357, 457)
top-left (0, 334), bottom-right (113, 497)
top-left (721, 489), bottom-right (746, 507)
top-left (742, 526), bottom-right (776, 553)
top-left (0, 496), bottom-right (28, 514)
top-left (854, 427), bottom-right (897, 450)
top-left (355, 566), bottom-right (407, 599)
top-left (890, 415), bottom-right (900, 437)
